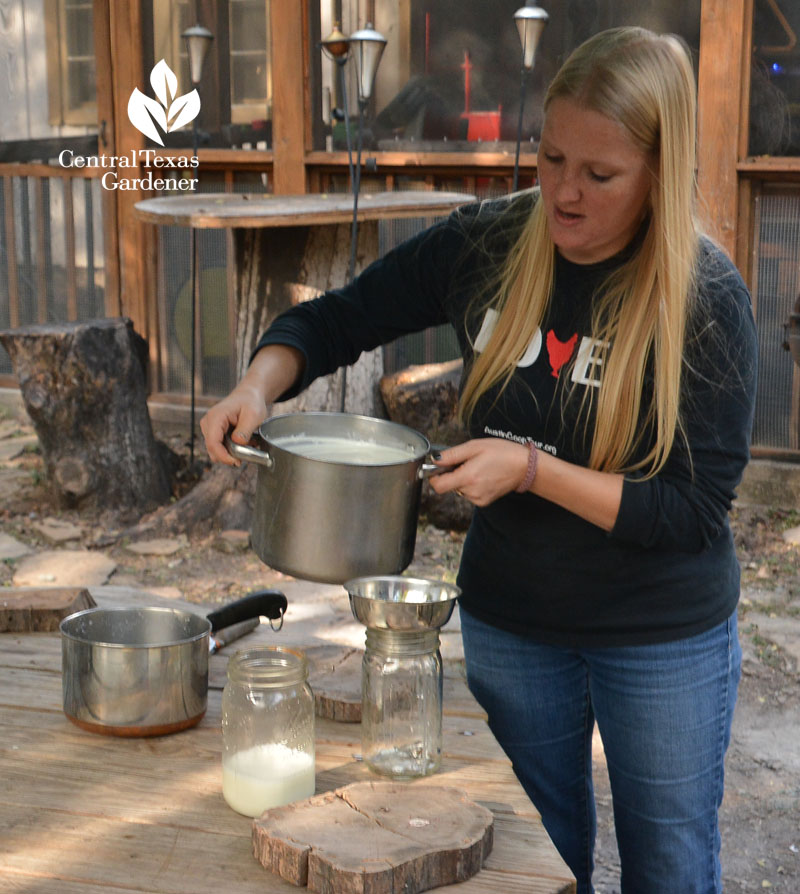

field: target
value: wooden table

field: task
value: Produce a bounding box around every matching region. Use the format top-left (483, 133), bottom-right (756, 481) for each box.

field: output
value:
top-left (0, 586), bottom-right (575, 894)
top-left (135, 191), bottom-right (474, 416)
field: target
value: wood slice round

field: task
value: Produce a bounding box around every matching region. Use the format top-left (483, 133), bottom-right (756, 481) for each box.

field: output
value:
top-left (252, 781), bottom-right (494, 893)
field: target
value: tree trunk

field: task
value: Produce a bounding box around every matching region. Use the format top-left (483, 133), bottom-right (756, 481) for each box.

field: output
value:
top-left (0, 318), bottom-right (171, 515)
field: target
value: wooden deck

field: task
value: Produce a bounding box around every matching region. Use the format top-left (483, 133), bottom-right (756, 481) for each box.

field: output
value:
top-left (0, 586), bottom-right (575, 893)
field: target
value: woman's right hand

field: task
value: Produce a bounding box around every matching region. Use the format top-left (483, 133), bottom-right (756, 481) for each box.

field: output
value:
top-left (200, 344), bottom-right (305, 466)
top-left (200, 383), bottom-right (270, 466)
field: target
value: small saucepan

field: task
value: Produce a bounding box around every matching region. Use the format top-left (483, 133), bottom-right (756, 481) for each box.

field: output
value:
top-left (60, 590), bottom-right (287, 737)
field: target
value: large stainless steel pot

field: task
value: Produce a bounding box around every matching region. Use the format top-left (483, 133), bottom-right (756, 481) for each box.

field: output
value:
top-left (60, 590), bottom-right (286, 737)
top-left (227, 412), bottom-right (438, 584)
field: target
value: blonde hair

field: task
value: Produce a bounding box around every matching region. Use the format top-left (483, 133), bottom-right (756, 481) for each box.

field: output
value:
top-left (459, 27), bottom-right (700, 476)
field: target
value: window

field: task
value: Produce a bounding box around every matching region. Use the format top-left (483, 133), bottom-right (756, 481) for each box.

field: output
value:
top-left (45, 0), bottom-right (97, 126)
top-left (316, 0), bottom-right (701, 154)
top-left (750, 0), bottom-right (800, 156)
top-left (151, 0), bottom-right (271, 147)
top-left (229, 0), bottom-right (271, 124)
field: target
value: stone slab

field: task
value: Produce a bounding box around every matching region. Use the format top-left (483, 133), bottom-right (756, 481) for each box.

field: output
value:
top-left (12, 549), bottom-right (117, 587)
top-left (0, 436), bottom-right (37, 462)
top-left (0, 469), bottom-right (31, 501)
top-left (738, 459), bottom-right (800, 510)
top-left (125, 536), bottom-right (188, 556)
top-left (744, 611), bottom-right (800, 667)
top-left (782, 525), bottom-right (800, 545)
top-left (0, 532), bottom-right (34, 560)
top-left (31, 518), bottom-right (83, 543)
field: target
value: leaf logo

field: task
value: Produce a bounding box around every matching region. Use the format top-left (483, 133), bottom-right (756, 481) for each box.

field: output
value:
top-left (127, 59), bottom-right (200, 146)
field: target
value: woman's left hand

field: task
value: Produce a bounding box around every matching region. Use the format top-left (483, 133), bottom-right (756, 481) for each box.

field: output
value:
top-left (428, 438), bottom-right (530, 506)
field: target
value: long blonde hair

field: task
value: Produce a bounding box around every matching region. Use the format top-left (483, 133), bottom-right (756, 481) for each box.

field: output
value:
top-left (459, 27), bottom-right (700, 476)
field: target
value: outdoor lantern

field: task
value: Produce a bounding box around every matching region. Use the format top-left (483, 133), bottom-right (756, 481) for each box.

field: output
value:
top-left (182, 24), bottom-right (214, 85)
top-left (320, 22), bottom-right (351, 63)
top-left (349, 23), bottom-right (387, 103)
top-left (512, 3), bottom-right (549, 191)
top-left (514, 3), bottom-right (549, 71)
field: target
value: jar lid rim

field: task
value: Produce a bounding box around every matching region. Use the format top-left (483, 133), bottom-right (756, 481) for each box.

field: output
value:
top-left (227, 646), bottom-right (308, 684)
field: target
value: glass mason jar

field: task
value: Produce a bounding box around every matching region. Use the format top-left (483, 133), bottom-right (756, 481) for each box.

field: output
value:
top-left (361, 628), bottom-right (443, 778)
top-left (221, 646), bottom-right (315, 817)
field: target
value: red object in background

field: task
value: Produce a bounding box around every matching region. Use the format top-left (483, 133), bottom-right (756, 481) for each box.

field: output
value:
top-left (462, 109), bottom-right (502, 141)
top-left (460, 50), bottom-right (502, 141)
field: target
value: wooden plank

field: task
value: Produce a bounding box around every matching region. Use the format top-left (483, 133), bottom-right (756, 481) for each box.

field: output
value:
top-left (0, 136), bottom-right (99, 164)
top-left (43, 0), bottom-right (64, 127)
top-left (0, 664), bottom-right (496, 766)
top-left (738, 158), bottom-right (800, 174)
top-left (3, 175), bottom-right (20, 328)
top-left (270, 0), bottom-right (307, 194)
top-left (154, 148), bottom-right (275, 168)
top-left (83, 178), bottom-right (98, 311)
top-left (153, 211), bottom-right (169, 393)
top-left (697, 0), bottom-right (749, 257)
top-left (107, 0), bottom-right (155, 334)
top-left (736, 0), bottom-right (755, 163)
top-left (0, 759), bottom-right (570, 894)
top-left (135, 191), bottom-right (472, 229)
top-left (0, 706), bottom-right (520, 824)
top-left (305, 148), bottom-right (540, 169)
top-left (0, 162), bottom-right (103, 179)
top-left (225, 175), bottom-right (238, 386)
top-left (0, 867), bottom-right (573, 894)
top-left (0, 707), bottom-right (572, 892)
top-left (0, 873), bottom-right (147, 894)
top-left (63, 177), bottom-right (78, 319)
top-left (0, 805), bottom-right (286, 894)
top-left (736, 176), bottom-right (754, 286)
top-left (315, 751), bottom-right (540, 817)
top-left (34, 178), bottom-right (48, 323)
top-left (0, 592), bottom-right (575, 893)
top-left (93, 0), bottom-right (122, 318)
top-left (0, 588), bottom-right (95, 632)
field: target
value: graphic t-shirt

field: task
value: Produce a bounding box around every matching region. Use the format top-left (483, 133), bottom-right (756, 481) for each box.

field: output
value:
top-left (256, 192), bottom-right (758, 647)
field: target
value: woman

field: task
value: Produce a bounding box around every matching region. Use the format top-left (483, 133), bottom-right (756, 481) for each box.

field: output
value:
top-left (202, 27), bottom-right (757, 894)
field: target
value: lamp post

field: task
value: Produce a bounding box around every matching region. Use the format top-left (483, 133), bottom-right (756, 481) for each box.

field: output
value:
top-left (320, 24), bottom-right (355, 188)
top-left (512, 3), bottom-right (548, 193)
top-left (320, 22), bottom-right (386, 412)
top-left (345, 23), bottom-right (387, 268)
top-left (180, 24), bottom-right (213, 467)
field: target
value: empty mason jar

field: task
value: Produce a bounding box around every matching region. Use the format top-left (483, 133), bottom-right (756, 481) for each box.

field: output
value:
top-left (361, 628), bottom-right (442, 778)
top-left (221, 646), bottom-right (315, 817)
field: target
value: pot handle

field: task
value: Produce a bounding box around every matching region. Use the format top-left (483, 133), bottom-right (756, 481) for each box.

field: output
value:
top-left (419, 447), bottom-right (457, 479)
top-left (206, 589), bottom-right (288, 633)
top-left (224, 433), bottom-right (274, 469)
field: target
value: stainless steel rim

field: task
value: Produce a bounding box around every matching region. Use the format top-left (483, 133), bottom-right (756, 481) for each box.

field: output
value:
top-left (59, 606), bottom-right (211, 649)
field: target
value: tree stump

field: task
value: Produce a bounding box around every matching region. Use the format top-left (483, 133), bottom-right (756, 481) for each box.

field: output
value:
top-left (0, 318), bottom-right (171, 515)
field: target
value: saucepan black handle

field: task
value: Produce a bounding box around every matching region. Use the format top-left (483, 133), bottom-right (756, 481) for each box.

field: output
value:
top-left (206, 589), bottom-right (288, 633)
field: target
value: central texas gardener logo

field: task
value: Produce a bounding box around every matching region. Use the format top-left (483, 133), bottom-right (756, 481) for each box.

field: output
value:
top-left (128, 59), bottom-right (200, 146)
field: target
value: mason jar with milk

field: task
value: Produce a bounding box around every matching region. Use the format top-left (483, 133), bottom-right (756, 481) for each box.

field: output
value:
top-left (221, 646), bottom-right (315, 817)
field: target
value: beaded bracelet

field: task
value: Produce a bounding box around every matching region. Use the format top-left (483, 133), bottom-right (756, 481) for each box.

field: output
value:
top-left (515, 441), bottom-right (539, 494)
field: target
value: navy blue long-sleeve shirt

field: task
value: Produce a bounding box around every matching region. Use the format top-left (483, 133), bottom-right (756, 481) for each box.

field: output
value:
top-left (256, 193), bottom-right (758, 646)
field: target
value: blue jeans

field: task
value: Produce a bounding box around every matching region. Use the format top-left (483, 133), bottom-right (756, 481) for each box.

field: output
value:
top-left (459, 607), bottom-right (741, 894)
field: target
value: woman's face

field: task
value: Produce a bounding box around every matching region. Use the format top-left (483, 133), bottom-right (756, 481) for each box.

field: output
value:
top-left (537, 96), bottom-right (654, 265)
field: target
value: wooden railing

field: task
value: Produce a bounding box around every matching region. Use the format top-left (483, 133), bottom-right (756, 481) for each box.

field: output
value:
top-left (0, 161), bottom-right (115, 382)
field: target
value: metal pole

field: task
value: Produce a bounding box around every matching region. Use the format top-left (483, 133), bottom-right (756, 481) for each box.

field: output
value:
top-left (513, 59), bottom-right (527, 193)
top-left (189, 114), bottom-right (199, 466)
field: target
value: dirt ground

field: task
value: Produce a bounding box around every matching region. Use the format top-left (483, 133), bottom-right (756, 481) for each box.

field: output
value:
top-left (1, 408), bottom-right (798, 892)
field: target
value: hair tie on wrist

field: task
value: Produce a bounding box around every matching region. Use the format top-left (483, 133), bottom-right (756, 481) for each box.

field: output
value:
top-left (515, 441), bottom-right (538, 493)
